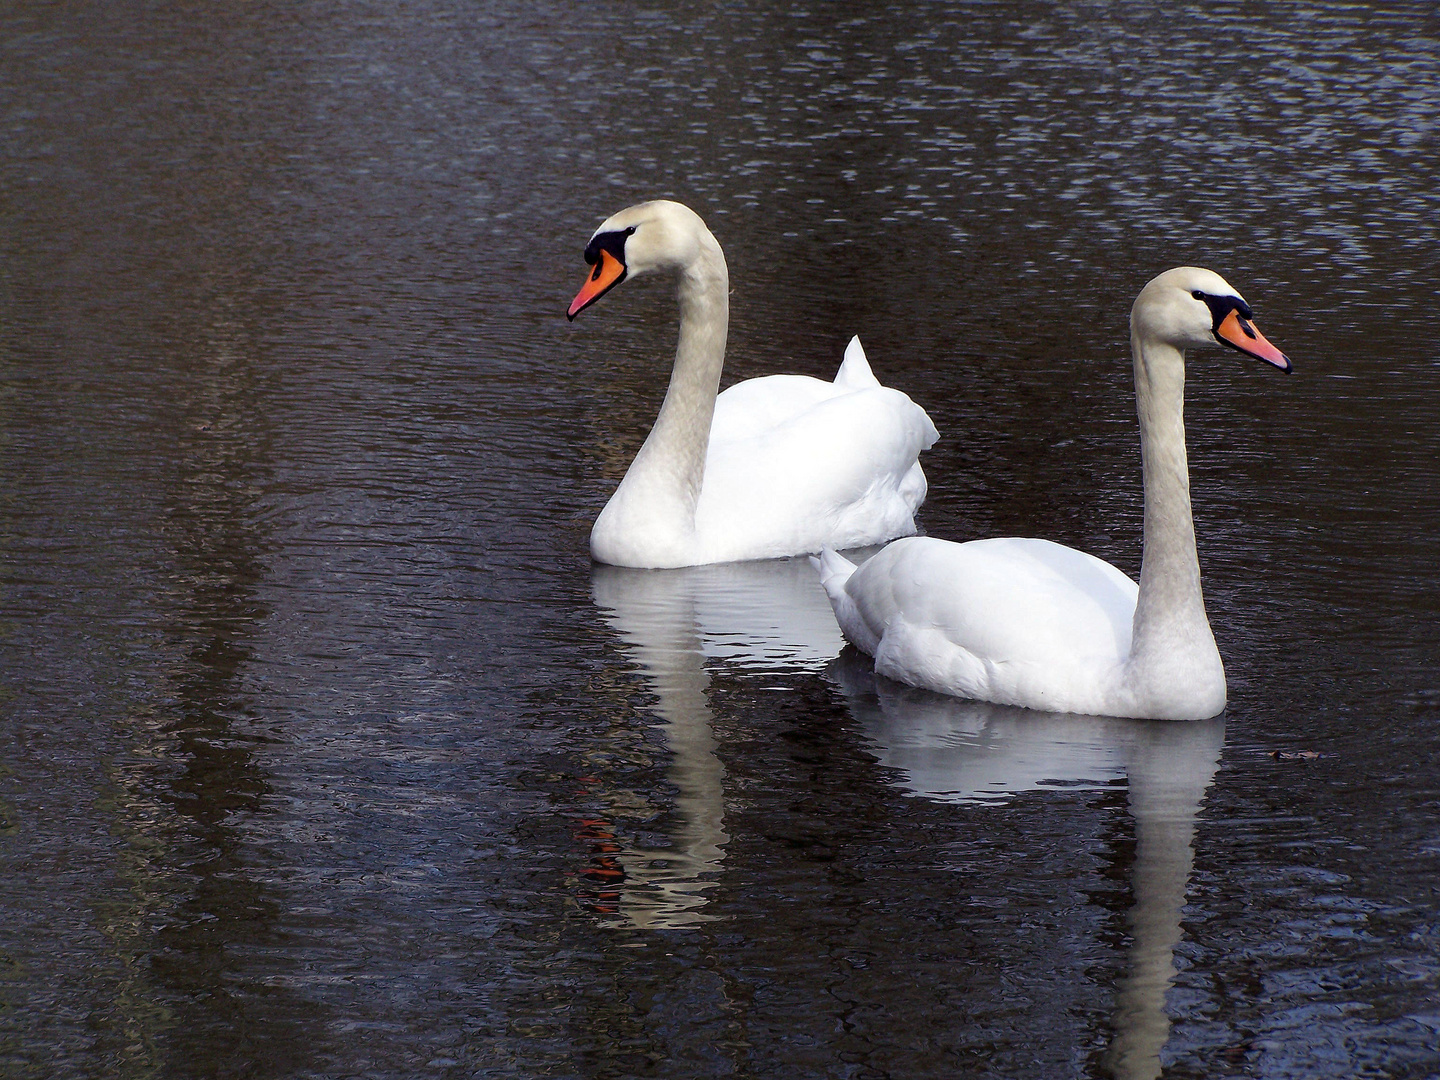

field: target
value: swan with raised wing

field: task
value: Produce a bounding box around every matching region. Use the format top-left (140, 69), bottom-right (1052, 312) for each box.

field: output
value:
top-left (567, 200), bottom-right (938, 569)
top-left (815, 267), bottom-right (1291, 721)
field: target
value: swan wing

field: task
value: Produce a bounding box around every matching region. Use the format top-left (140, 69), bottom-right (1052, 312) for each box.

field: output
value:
top-left (831, 536), bottom-right (1138, 711)
top-left (698, 378), bottom-right (938, 560)
top-left (710, 374), bottom-right (838, 442)
top-left (710, 336), bottom-right (935, 446)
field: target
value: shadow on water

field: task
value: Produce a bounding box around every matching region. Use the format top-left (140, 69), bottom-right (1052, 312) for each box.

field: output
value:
top-left (592, 554), bottom-right (1222, 1078)
top-left (831, 655), bottom-right (1224, 1080)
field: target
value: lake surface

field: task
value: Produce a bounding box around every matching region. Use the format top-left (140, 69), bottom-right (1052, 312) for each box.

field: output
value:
top-left (2, 3), bottom-right (1438, 1078)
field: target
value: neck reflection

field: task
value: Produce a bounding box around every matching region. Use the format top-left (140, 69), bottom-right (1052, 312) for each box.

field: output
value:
top-left (589, 558), bottom-right (844, 929)
top-left (1106, 721), bottom-right (1222, 1080)
top-left (830, 655), bottom-right (1223, 1080)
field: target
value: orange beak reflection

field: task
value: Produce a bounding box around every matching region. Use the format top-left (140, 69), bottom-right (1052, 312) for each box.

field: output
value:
top-left (567, 249), bottom-right (627, 320)
top-left (1215, 308), bottom-right (1291, 372)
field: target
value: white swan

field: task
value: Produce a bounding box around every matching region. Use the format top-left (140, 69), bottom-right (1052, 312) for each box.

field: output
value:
top-left (567, 200), bottom-right (939, 569)
top-left (815, 267), bottom-right (1291, 721)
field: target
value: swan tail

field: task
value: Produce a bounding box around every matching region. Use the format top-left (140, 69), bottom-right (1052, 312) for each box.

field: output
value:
top-left (833, 336), bottom-right (881, 390)
top-left (812, 548), bottom-right (879, 654)
top-left (919, 409), bottom-right (940, 448)
top-left (835, 337), bottom-right (940, 456)
top-left (812, 546), bottom-right (857, 592)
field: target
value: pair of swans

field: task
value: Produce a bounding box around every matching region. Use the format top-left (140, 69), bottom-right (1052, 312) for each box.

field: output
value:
top-left (567, 200), bottom-right (1290, 720)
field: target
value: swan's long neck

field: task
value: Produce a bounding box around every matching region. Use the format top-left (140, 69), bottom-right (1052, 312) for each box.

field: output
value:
top-left (1126, 333), bottom-right (1223, 704)
top-left (619, 240), bottom-right (729, 530)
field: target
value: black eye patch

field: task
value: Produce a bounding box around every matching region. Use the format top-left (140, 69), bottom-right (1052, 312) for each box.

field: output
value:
top-left (1194, 290), bottom-right (1255, 332)
top-left (583, 225), bottom-right (636, 267)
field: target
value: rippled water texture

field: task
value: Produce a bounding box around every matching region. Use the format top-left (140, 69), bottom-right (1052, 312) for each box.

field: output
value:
top-left (2, 3), bottom-right (1438, 1078)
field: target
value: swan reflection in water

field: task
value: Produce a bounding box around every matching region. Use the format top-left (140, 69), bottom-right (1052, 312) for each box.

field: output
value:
top-left (590, 555), bottom-right (1220, 1077)
top-left (587, 557), bottom-right (844, 929)
top-left (831, 654), bottom-right (1224, 1080)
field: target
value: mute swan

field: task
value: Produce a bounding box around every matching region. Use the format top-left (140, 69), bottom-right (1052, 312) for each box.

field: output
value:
top-left (815, 267), bottom-right (1291, 721)
top-left (567, 200), bottom-right (939, 569)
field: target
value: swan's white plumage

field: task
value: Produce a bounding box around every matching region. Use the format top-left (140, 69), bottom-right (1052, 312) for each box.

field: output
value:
top-left (818, 538), bottom-right (1140, 715)
top-left (571, 201), bottom-right (938, 569)
top-left (816, 267), bottom-right (1291, 721)
top-left (595, 337), bottom-right (936, 567)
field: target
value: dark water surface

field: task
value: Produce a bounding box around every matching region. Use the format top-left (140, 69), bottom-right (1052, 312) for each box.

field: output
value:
top-left (3, 3), bottom-right (1438, 1078)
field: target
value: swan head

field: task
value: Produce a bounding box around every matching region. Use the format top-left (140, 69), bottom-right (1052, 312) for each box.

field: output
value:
top-left (1132, 266), bottom-right (1291, 372)
top-left (567, 200), bottom-right (718, 320)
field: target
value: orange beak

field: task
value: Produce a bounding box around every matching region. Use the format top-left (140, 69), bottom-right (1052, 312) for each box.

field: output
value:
top-left (1215, 308), bottom-right (1291, 372)
top-left (567, 249), bottom-right (627, 320)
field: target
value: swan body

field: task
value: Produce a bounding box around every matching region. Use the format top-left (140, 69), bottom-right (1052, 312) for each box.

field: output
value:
top-left (567, 200), bottom-right (938, 569)
top-left (816, 267), bottom-right (1291, 721)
